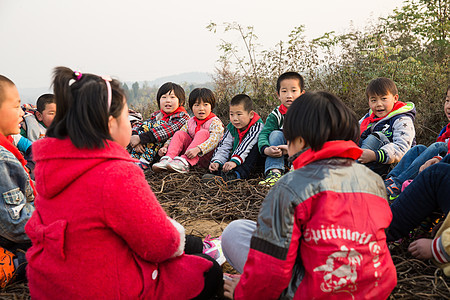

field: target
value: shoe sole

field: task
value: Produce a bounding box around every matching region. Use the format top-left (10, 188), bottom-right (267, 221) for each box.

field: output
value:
top-left (152, 165), bottom-right (167, 172)
top-left (166, 164), bottom-right (188, 174)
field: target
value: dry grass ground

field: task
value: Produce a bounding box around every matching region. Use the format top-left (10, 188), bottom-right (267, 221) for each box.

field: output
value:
top-left (2, 168), bottom-right (449, 299)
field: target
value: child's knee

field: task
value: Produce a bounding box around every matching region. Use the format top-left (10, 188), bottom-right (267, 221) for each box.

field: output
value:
top-left (268, 130), bottom-right (286, 145)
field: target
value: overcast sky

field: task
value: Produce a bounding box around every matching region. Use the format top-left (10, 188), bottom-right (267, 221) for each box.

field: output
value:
top-left (1, 0), bottom-right (405, 90)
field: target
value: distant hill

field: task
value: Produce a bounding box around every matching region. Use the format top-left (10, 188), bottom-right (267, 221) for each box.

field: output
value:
top-left (124, 72), bottom-right (213, 88)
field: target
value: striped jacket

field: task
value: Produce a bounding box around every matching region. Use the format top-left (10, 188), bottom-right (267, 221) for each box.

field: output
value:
top-left (211, 114), bottom-right (263, 166)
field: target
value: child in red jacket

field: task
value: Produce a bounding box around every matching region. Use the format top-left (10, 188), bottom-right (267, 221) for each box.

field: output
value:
top-left (25, 67), bottom-right (222, 299)
top-left (222, 92), bottom-right (396, 299)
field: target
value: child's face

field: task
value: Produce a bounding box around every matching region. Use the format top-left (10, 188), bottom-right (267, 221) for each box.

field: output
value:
top-left (159, 90), bottom-right (180, 114)
top-left (445, 89), bottom-right (450, 121)
top-left (0, 84), bottom-right (24, 137)
top-left (109, 100), bottom-right (131, 148)
top-left (277, 78), bottom-right (304, 109)
top-left (36, 103), bottom-right (56, 127)
top-left (192, 99), bottom-right (212, 120)
top-left (368, 92), bottom-right (399, 118)
top-left (287, 137), bottom-right (306, 157)
top-left (229, 104), bottom-right (254, 130)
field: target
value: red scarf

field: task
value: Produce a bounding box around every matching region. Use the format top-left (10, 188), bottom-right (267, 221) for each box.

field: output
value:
top-left (359, 101), bottom-right (407, 134)
top-left (193, 113), bottom-right (216, 133)
top-left (437, 123), bottom-right (450, 143)
top-left (292, 140), bottom-right (363, 170)
top-left (160, 106), bottom-right (187, 121)
top-left (278, 104), bottom-right (288, 115)
top-left (0, 133), bottom-right (36, 196)
top-left (237, 113), bottom-right (261, 143)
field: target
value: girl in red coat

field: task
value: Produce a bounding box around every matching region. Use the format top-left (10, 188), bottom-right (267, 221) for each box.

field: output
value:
top-left (25, 67), bottom-right (222, 299)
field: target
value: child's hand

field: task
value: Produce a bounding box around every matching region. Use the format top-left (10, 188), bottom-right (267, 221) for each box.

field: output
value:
top-left (223, 161), bottom-right (237, 172)
top-left (130, 135), bottom-right (141, 147)
top-left (278, 145), bottom-right (288, 155)
top-left (419, 157), bottom-right (440, 173)
top-left (358, 149), bottom-right (376, 163)
top-left (134, 144), bottom-right (145, 153)
top-left (408, 238), bottom-right (433, 260)
top-left (209, 162), bottom-right (220, 172)
top-left (223, 274), bottom-right (241, 300)
top-left (185, 146), bottom-right (201, 159)
top-left (264, 146), bottom-right (283, 158)
top-left (158, 146), bottom-right (168, 157)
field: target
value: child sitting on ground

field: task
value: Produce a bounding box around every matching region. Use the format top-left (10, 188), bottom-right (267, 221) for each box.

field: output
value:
top-left (384, 85), bottom-right (449, 199)
top-left (222, 92), bottom-right (396, 299)
top-left (0, 75), bottom-right (36, 287)
top-left (25, 67), bottom-right (223, 299)
top-left (20, 93), bottom-right (56, 142)
top-left (358, 77), bottom-right (416, 177)
top-left (129, 82), bottom-right (189, 170)
top-left (202, 94), bottom-right (264, 182)
top-left (152, 88), bottom-right (223, 173)
top-left (257, 71), bottom-right (305, 186)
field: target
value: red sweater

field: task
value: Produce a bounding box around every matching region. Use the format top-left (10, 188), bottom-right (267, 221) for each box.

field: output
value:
top-left (25, 138), bottom-right (211, 299)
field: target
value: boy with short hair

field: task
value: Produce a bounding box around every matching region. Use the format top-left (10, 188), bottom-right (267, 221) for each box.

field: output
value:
top-left (20, 93), bottom-right (56, 142)
top-left (203, 94), bottom-right (264, 182)
top-left (358, 77), bottom-right (416, 177)
top-left (258, 72), bottom-right (305, 186)
top-left (0, 75), bottom-right (36, 287)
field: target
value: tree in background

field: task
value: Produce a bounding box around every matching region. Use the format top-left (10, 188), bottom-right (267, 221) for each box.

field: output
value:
top-left (208, 0), bottom-right (449, 144)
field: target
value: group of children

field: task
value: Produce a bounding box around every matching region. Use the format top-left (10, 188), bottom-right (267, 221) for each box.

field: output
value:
top-left (0, 65), bottom-right (449, 299)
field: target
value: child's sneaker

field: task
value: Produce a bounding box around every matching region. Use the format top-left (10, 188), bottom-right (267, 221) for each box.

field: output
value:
top-left (0, 247), bottom-right (16, 288)
top-left (201, 173), bottom-right (222, 183)
top-left (386, 184), bottom-right (400, 198)
top-left (137, 158), bottom-right (151, 171)
top-left (258, 170), bottom-right (282, 186)
top-left (203, 235), bottom-right (226, 266)
top-left (167, 156), bottom-right (190, 173)
top-left (152, 156), bottom-right (172, 172)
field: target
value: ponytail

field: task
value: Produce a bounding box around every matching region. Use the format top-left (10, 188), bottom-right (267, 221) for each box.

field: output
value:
top-left (47, 66), bottom-right (125, 149)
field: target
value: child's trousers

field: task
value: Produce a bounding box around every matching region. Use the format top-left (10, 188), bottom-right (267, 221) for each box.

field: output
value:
top-left (166, 130), bottom-right (213, 168)
top-left (387, 154), bottom-right (450, 242)
top-left (264, 130), bottom-right (287, 174)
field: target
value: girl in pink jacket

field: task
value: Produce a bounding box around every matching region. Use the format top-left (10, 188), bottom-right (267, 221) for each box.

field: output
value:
top-left (25, 67), bottom-right (222, 299)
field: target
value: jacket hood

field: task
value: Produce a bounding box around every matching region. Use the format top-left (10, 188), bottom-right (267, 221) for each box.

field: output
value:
top-left (32, 138), bottom-right (137, 199)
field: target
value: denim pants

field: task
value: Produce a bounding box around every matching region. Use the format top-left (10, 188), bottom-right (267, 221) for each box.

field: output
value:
top-left (264, 130), bottom-right (287, 174)
top-left (387, 142), bottom-right (447, 187)
top-left (221, 219), bottom-right (256, 273)
top-left (360, 133), bottom-right (392, 177)
top-left (387, 154), bottom-right (450, 242)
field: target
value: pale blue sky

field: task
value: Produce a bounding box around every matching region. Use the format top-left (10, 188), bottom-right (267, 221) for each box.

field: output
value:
top-left (1, 0), bottom-right (405, 90)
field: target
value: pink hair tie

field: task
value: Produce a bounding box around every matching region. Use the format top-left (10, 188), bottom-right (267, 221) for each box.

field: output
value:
top-left (74, 71), bottom-right (82, 81)
top-left (101, 75), bottom-right (112, 111)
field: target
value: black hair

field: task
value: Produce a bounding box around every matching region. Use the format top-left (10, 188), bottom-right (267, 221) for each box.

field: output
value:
top-left (36, 93), bottom-right (56, 113)
top-left (365, 77), bottom-right (398, 99)
top-left (157, 82), bottom-right (186, 108)
top-left (0, 75), bottom-right (16, 106)
top-left (284, 91), bottom-right (360, 151)
top-left (188, 88), bottom-right (216, 110)
top-left (276, 72), bottom-right (305, 93)
top-left (230, 94), bottom-right (253, 112)
top-left (46, 66), bottom-right (126, 149)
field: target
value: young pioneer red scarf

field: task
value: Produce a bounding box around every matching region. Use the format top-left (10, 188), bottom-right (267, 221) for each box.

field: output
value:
top-left (237, 113), bottom-right (261, 143)
top-left (437, 123), bottom-right (450, 143)
top-left (292, 140), bottom-right (363, 170)
top-left (0, 133), bottom-right (36, 196)
top-left (359, 101), bottom-right (407, 134)
top-left (160, 106), bottom-right (187, 122)
top-left (193, 112), bottom-right (216, 133)
top-left (278, 104), bottom-right (288, 115)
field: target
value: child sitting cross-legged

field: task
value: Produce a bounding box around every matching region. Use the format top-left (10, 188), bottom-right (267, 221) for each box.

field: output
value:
top-left (221, 92), bottom-right (396, 299)
top-left (152, 88), bottom-right (224, 173)
top-left (202, 94), bottom-right (264, 182)
top-left (129, 82), bottom-right (189, 170)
